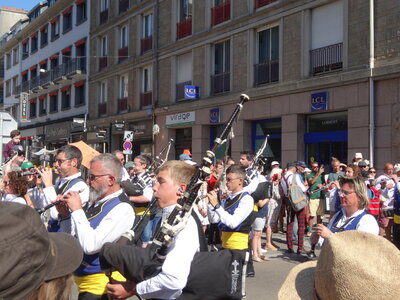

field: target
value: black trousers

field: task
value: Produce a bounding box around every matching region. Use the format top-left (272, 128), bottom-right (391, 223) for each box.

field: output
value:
top-left (78, 292), bottom-right (108, 300)
top-left (393, 223), bottom-right (400, 250)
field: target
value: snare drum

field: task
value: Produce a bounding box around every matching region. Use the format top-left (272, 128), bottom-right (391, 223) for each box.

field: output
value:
top-left (382, 207), bottom-right (394, 219)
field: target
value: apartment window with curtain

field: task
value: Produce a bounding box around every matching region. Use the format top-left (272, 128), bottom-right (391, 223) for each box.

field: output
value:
top-left (74, 82), bottom-right (85, 106)
top-left (51, 17), bottom-right (60, 40)
top-left (61, 87), bottom-right (71, 109)
top-left (141, 13), bottom-right (153, 53)
top-left (63, 7), bottom-right (72, 33)
top-left (22, 40), bottom-right (29, 59)
top-left (6, 53), bottom-right (11, 69)
top-left (31, 33), bottom-right (38, 53)
top-left (310, 1), bottom-right (344, 75)
top-left (118, 75), bottom-right (128, 112)
top-left (40, 25), bottom-right (48, 47)
top-left (176, 0), bottom-right (192, 39)
top-left (140, 66), bottom-right (152, 108)
top-left (13, 47), bottom-right (19, 65)
top-left (99, 35), bottom-right (108, 69)
top-left (211, 40), bottom-right (230, 94)
top-left (118, 25), bottom-right (128, 63)
top-left (255, 25), bottom-right (279, 86)
top-left (100, 0), bottom-right (108, 24)
top-left (98, 81), bottom-right (107, 115)
top-left (29, 99), bottom-right (37, 119)
top-left (176, 52), bottom-right (192, 100)
top-left (49, 92), bottom-right (58, 113)
top-left (76, 0), bottom-right (87, 24)
top-left (39, 96), bottom-right (47, 116)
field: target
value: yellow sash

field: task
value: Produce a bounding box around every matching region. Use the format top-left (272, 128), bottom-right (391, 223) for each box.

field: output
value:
top-left (221, 231), bottom-right (249, 250)
top-left (394, 214), bottom-right (400, 224)
top-left (135, 206), bottom-right (150, 215)
top-left (74, 271), bottom-right (126, 295)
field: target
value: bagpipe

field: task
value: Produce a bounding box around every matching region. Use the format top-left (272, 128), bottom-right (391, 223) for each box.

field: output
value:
top-left (245, 135), bottom-right (273, 202)
top-left (148, 138), bottom-right (174, 175)
top-left (120, 171), bottom-right (153, 197)
top-left (99, 94), bottom-right (251, 300)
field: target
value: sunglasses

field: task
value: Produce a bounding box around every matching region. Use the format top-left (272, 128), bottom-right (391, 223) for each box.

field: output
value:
top-left (338, 189), bottom-right (355, 196)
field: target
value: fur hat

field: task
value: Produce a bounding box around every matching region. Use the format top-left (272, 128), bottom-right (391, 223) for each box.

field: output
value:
top-left (278, 231), bottom-right (400, 300)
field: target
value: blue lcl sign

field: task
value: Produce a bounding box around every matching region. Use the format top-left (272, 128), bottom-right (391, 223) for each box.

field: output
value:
top-left (311, 91), bottom-right (329, 112)
top-left (210, 108), bottom-right (220, 123)
top-left (184, 85), bottom-right (200, 99)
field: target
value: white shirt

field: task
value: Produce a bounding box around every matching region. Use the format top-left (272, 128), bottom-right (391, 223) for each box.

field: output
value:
top-left (243, 167), bottom-right (267, 195)
top-left (317, 208), bottom-right (379, 246)
top-left (60, 189), bottom-right (135, 254)
top-left (43, 172), bottom-right (89, 220)
top-left (207, 190), bottom-right (254, 229)
top-left (376, 174), bottom-right (395, 206)
top-left (122, 167), bottom-right (130, 181)
top-left (2, 194), bottom-right (26, 205)
top-left (136, 205), bottom-right (200, 299)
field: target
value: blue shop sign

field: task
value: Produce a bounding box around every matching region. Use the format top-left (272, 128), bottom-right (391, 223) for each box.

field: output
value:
top-left (184, 85), bottom-right (200, 99)
top-left (210, 108), bottom-right (220, 123)
top-left (311, 92), bottom-right (329, 112)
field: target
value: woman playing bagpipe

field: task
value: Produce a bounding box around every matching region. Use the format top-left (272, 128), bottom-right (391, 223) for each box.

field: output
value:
top-left (99, 95), bottom-right (250, 300)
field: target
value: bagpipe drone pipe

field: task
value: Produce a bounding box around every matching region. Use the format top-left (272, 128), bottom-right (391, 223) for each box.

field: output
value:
top-left (99, 94), bottom-right (251, 300)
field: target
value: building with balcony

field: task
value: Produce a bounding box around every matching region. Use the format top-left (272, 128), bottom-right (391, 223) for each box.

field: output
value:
top-left (0, 0), bottom-right (90, 151)
top-left (87, 0), bottom-right (400, 170)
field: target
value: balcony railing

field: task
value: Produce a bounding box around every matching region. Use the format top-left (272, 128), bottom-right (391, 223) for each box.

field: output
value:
top-left (255, 0), bottom-right (278, 9)
top-left (118, 47), bottom-right (128, 63)
top-left (141, 36), bottom-right (153, 54)
top-left (98, 103), bottom-right (107, 116)
top-left (211, 0), bottom-right (230, 26)
top-left (119, 0), bottom-right (129, 14)
top-left (19, 58), bottom-right (86, 93)
top-left (176, 18), bottom-right (192, 40)
top-left (118, 97), bottom-right (128, 112)
top-left (100, 9), bottom-right (108, 24)
top-left (99, 57), bottom-right (108, 70)
top-left (211, 72), bottom-right (230, 94)
top-left (310, 42), bottom-right (343, 76)
top-left (176, 81), bottom-right (191, 100)
top-left (140, 91), bottom-right (152, 108)
top-left (254, 60), bottom-right (279, 86)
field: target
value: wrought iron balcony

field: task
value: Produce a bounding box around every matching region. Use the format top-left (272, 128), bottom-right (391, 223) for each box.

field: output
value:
top-left (211, 0), bottom-right (230, 26)
top-left (99, 57), bottom-right (108, 70)
top-left (141, 36), bottom-right (152, 54)
top-left (118, 47), bottom-right (128, 63)
top-left (176, 18), bottom-right (192, 40)
top-left (255, 0), bottom-right (278, 9)
top-left (118, 97), bottom-right (128, 112)
top-left (140, 91), bottom-right (152, 108)
top-left (98, 102), bottom-right (107, 116)
top-left (254, 59), bottom-right (279, 86)
top-left (310, 43), bottom-right (343, 76)
top-left (211, 72), bottom-right (230, 94)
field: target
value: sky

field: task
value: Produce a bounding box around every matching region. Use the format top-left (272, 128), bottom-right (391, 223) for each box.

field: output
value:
top-left (0, 0), bottom-right (40, 11)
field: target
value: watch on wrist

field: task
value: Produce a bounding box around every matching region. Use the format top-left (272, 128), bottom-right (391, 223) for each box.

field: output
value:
top-left (213, 203), bottom-right (220, 211)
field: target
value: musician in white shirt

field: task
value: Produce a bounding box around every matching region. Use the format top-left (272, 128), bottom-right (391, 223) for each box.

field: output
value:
top-left (106, 160), bottom-right (199, 299)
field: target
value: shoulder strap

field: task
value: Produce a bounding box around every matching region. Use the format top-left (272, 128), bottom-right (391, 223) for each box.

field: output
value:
top-left (191, 210), bottom-right (208, 252)
top-left (55, 177), bottom-right (84, 195)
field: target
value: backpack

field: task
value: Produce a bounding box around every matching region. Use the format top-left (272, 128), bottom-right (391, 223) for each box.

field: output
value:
top-left (287, 173), bottom-right (308, 212)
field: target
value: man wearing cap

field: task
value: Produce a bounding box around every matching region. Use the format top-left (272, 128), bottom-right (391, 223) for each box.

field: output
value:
top-left (60, 153), bottom-right (135, 299)
top-left (280, 162), bottom-right (309, 254)
top-left (38, 145), bottom-right (90, 232)
top-left (353, 152), bottom-right (363, 165)
top-left (179, 153), bottom-right (197, 166)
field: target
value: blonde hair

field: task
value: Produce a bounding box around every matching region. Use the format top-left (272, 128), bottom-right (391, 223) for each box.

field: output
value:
top-left (26, 274), bottom-right (73, 300)
top-left (339, 176), bottom-right (369, 209)
top-left (157, 160), bottom-right (196, 186)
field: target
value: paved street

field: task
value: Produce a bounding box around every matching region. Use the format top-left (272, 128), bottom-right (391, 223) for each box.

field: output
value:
top-left (245, 231), bottom-right (316, 300)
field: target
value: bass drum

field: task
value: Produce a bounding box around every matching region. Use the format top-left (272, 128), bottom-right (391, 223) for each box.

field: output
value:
top-left (251, 181), bottom-right (273, 202)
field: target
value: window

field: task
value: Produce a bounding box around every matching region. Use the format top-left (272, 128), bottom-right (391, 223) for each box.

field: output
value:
top-left (120, 25), bottom-right (128, 48)
top-left (119, 75), bottom-right (128, 98)
top-left (51, 17), bottom-right (60, 40)
top-left (99, 36), bottom-right (108, 69)
top-left (29, 99), bottom-right (37, 119)
top-left (176, 0), bottom-right (192, 39)
top-left (255, 26), bottom-right (279, 85)
top-left (143, 14), bottom-right (153, 38)
top-left (6, 53), bottom-right (11, 69)
top-left (50, 55), bottom-right (59, 69)
top-left (30, 66), bottom-right (37, 78)
top-left (40, 25), bottom-right (48, 47)
top-left (31, 33), bottom-right (38, 53)
top-left (119, 0), bottom-right (129, 14)
top-left (61, 87), bottom-right (71, 109)
top-left (49, 93), bottom-right (58, 113)
top-left (141, 14), bottom-right (153, 53)
top-left (176, 52), bottom-right (192, 100)
top-left (310, 1), bottom-right (344, 75)
top-left (39, 96), bottom-right (47, 116)
top-left (12, 76), bottom-right (18, 94)
top-left (12, 47), bottom-right (19, 65)
top-left (140, 66), bottom-right (153, 107)
top-left (62, 47), bottom-right (71, 64)
top-left (5, 80), bottom-right (11, 97)
top-left (99, 82), bottom-right (107, 103)
top-left (76, 0), bottom-right (87, 24)
top-left (211, 40), bottom-right (230, 94)
top-left (22, 40), bottom-right (29, 59)
top-left (101, 0), bottom-right (108, 11)
top-left (74, 82), bottom-right (85, 106)
top-left (63, 7), bottom-right (72, 33)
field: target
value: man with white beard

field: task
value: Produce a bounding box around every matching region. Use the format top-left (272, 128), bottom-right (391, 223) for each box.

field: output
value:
top-left (58, 153), bottom-right (135, 300)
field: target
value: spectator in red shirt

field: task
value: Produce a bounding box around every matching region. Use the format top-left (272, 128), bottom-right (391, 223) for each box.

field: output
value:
top-left (3, 130), bottom-right (21, 162)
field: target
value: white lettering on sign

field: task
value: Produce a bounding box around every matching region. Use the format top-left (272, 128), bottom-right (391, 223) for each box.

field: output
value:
top-left (166, 111), bottom-right (195, 127)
